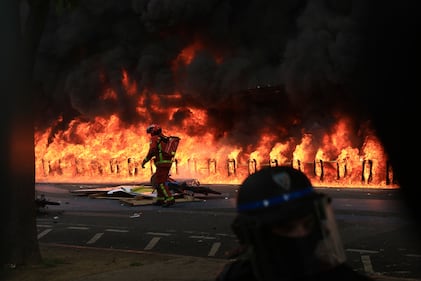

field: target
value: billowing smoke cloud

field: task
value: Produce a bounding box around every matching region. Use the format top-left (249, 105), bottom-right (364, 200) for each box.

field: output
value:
top-left (33, 0), bottom-right (371, 145)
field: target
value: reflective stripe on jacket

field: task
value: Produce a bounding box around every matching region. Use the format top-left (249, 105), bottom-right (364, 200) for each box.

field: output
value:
top-left (144, 135), bottom-right (173, 165)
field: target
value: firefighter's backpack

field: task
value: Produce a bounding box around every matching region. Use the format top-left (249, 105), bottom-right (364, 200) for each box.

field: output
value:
top-left (161, 136), bottom-right (180, 158)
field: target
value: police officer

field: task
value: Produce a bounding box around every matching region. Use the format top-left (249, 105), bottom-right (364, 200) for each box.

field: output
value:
top-left (216, 166), bottom-right (374, 281)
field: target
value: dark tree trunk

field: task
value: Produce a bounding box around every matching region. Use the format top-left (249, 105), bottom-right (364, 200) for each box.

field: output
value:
top-left (0, 0), bottom-right (50, 267)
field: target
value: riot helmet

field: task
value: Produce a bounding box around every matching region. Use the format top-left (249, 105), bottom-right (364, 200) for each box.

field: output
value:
top-left (146, 124), bottom-right (162, 135)
top-left (232, 166), bottom-right (346, 281)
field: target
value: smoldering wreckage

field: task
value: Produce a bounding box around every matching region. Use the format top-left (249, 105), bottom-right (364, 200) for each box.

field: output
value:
top-left (36, 177), bottom-right (222, 212)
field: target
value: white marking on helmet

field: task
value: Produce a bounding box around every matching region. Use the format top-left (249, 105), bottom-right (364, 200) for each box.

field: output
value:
top-left (272, 172), bottom-right (291, 191)
top-left (263, 200), bottom-right (270, 207)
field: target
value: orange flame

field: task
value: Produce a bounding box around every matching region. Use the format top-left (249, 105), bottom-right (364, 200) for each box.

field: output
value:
top-left (35, 71), bottom-right (398, 189)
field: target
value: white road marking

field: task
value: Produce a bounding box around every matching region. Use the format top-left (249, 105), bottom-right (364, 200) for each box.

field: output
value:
top-left (215, 233), bottom-right (236, 238)
top-left (208, 242), bottom-right (221, 257)
top-left (87, 232), bottom-right (104, 244)
top-left (105, 229), bottom-right (129, 233)
top-left (144, 237), bottom-right (161, 250)
top-left (37, 224), bottom-right (52, 228)
top-left (346, 248), bottom-right (379, 254)
top-left (37, 229), bottom-right (52, 239)
top-left (189, 235), bottom-right (216, 240)
top-left (361, 255), bottom-right (374, 273)
top-left (68, 226), bottom-right (89, 230)
top-left (146, 232), bottom-right (171, 236)
top-left (405, 254), bottom-right (421, 258)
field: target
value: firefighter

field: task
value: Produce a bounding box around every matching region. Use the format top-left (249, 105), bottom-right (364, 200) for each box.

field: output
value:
top-left (141, 124), bottom-right (175, 207)
top-left (216, 166), bottom-right (374, 281)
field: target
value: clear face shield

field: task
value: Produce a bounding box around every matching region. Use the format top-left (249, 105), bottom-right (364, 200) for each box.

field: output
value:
top-left (239, 195), bottom-right (346, 281)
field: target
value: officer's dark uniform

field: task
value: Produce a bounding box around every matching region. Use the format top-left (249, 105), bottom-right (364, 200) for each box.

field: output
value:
top-left (216, 166), bottom-right (374, 281)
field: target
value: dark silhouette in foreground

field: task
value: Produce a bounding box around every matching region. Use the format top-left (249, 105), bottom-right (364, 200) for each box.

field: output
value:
top-left (217, 166), bottom-right (374, 281)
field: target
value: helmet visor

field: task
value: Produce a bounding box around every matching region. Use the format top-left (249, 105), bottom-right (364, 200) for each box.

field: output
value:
top-left (238, 195), bottom-right (346, 281)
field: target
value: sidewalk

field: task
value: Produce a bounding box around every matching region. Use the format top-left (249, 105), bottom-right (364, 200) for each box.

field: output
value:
top-left (3, 243), bottom-right (227, 281)
top-left (3, 243), bottom-right (420, 281)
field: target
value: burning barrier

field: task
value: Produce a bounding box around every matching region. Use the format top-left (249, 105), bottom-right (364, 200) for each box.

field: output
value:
top-left (34, 88), bottom-right (395, 188)
top-left (36, 153), bottom-right (397, 188)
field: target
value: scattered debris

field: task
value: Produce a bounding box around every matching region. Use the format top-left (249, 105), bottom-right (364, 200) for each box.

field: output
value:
top-left (36, 194), bottom-right (60, 212)
top-left (130, 213), bottom-right (141, 218)
top-left (68, 177), bottom-right (222, 206)
top-left (120, 196), bottom-right (203, 206)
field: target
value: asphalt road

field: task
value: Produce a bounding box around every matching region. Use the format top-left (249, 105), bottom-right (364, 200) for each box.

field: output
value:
top-left (35, 183), bottom-right (421, 280)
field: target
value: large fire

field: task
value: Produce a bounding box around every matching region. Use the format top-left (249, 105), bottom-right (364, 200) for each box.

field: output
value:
top-left (35, 118), bottom-right (396, 188)
top-left (34, 91), bottom-right (396, 188)
top-left (34, 43), bottom-right (397, 188)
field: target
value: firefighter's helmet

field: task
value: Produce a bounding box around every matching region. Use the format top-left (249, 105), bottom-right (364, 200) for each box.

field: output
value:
top-left (146, 124), bottom-right (162, 135)
top-left (232, 166), bottom-right (346, 281)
